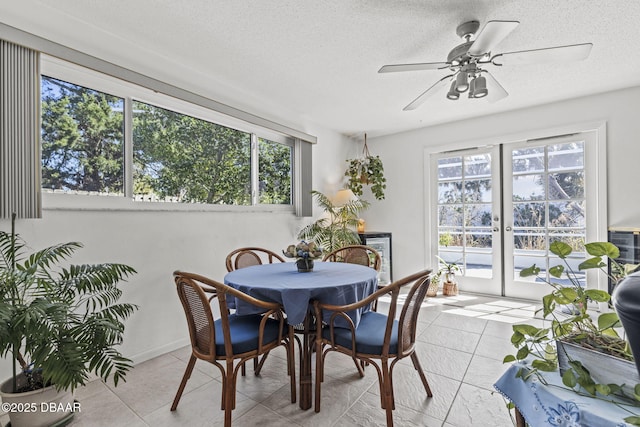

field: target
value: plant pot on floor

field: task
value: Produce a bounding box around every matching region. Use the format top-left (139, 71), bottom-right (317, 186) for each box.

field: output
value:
top-left (442, 281), bottom-right (458, 296)
top-left (426, 279), bottom-right (439, 297)
top-left (0, 373), bottom-right (75, 427)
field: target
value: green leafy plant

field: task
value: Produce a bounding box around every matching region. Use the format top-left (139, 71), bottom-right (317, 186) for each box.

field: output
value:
top-left (344, 134), bottom-right (386, 200)
top-left (436, 255), bottom-right (461, 282)
top-left (0, 214), bottom-right (138, 393)
top-left (503, 241), bottom-right (640, 424)
top-left (297, 190), bottom-right (369, 253)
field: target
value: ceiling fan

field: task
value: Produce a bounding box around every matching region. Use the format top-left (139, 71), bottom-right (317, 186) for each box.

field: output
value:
top-left (379, 20), bottom-right (593, 111)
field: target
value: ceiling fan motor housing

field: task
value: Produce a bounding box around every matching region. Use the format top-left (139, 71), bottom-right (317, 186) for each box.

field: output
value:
top-left (447, 41), bottom-right (474, 65)
top-left (456, 20), bottom-right (480, 39)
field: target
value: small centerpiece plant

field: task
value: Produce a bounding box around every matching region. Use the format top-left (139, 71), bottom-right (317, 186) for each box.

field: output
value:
top-left (283, 241), bottom-right (323, 272)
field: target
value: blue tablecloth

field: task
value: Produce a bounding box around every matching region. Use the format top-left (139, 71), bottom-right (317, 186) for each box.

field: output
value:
top-left (224, 261), bottom-right (378, 327)
top-left (494, 361), bottom-right (639, 426)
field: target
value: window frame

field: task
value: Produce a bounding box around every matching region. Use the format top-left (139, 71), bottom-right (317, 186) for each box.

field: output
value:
top-left (41, 54), bottom-right (297, 213)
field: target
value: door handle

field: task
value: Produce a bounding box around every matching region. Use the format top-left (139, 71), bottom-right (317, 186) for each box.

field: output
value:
top-left (505, 226), bottom-right (512, 232)
top-left (493, 227), bottom-right (499, 232)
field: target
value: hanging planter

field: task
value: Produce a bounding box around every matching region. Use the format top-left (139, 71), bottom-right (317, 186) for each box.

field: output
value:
top-left (345, 133), bottom-right (386, 200)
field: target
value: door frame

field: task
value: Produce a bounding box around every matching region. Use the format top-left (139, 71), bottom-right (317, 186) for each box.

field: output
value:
top-left (424, 121), bottom-right (608, 298)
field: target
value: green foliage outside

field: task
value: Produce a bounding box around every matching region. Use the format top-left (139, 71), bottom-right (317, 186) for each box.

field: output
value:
top-left (40, 76), bottom-right (292, 205)
top-left (41, 76), bottom-right (124, 193)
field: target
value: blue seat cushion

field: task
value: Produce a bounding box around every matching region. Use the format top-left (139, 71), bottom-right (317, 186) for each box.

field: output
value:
top-left (214, 314), bottom-right (281, 355)
top-left (322, 311), bottom-right (398, 355)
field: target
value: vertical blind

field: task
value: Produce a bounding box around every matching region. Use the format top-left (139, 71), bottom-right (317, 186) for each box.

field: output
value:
top-left (0, 39), bottom-right (41, 218)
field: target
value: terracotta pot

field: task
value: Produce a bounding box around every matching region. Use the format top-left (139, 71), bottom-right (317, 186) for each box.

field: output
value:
top-left (0, 374), bottom-right (76, 427)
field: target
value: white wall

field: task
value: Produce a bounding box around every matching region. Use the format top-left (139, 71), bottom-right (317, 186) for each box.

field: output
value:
top-left (365, 86), bottom-right (640, 281)
top-left (0, 123), bottom-right (351, 380)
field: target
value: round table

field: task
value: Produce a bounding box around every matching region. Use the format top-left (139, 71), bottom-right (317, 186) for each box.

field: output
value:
top-left (224, 261), bottom-right (378, 410)
top-left (224, 261), bottom-right (378, 326)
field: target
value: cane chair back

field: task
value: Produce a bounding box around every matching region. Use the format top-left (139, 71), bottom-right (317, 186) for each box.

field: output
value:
top-left (225, 247), bottom-right (285, 272)
top-left (171, 271), bottom-right (296, 427)
top-left (313, 269), bottom-right (433, 427)
top-left (322, 245), bottom-right (381, 271)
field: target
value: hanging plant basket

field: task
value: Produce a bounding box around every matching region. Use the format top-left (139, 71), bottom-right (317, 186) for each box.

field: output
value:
top-left (345, 133), bottom-right (386, 200)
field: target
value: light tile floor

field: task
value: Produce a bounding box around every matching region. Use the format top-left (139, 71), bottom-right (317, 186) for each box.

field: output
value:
top-left (2, 293), bottom-right (543, 426)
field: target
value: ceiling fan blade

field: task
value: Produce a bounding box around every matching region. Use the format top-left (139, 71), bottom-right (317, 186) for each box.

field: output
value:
top-left (484, 72), bottom-right (508, 103)
top-left (492, 43), bottom-right (593, 66)
top-left (468, 20), bottom-right (519, 57)
top-left (403, 75), bottom-right (453, 111)
top-left (378, 62), bottom-right (450, 73)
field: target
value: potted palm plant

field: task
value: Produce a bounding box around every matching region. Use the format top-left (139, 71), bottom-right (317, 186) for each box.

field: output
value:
top-left (0, 214), bottom-right (138, 427)
top-left (298, 190), bottom-right (369, 253)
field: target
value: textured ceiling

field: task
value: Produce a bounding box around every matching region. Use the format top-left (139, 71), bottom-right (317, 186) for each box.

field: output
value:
top-left (2, 0), bottom-right (640, 137)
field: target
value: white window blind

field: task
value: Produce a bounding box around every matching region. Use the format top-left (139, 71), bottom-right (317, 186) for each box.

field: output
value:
top-left (0, 39), bottom-right (41, 218)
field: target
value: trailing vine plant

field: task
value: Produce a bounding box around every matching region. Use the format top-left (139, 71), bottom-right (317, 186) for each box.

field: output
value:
top-left (345, 133), bottom-right (386, 200)
top-left (503, 241), bottom-right (640, 425)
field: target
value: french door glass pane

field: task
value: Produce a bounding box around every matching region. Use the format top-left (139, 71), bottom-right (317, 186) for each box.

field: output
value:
top-left (512, 174), bottom-right (545, 200)
top-left (511, 140), bottom-right (586, 283)
top-left (437, 153), bottom-right (493, 279)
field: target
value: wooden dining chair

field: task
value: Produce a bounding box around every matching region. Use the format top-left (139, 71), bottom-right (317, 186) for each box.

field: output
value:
top-left (323, 245), bottom-right (384, 311)
top-left (313, 269), bottom-right (433, 427)
top-left (225, 247), bottom-right (285, 272)
top-left (225, 247), bottom-right (287, 374)
top-left (171, 271), bottom-right (296, 427)
top-left (322, 244), bottom-right (381, 271)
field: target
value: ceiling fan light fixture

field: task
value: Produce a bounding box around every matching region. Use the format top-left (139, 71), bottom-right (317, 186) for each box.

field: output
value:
top-left (455, 72), bottom-right (469, 93)
top-left (471, 75), bottom-right (488, 98)
top-left (446, 81), bottom-right (460, 100)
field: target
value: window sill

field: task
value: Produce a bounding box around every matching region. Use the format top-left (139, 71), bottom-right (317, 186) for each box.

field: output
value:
top-left (42, 192), bottom-right (295, 214)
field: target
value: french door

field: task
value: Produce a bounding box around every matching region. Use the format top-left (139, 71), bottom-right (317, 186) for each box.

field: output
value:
top-left (430, 130), bottom-right (603, 300)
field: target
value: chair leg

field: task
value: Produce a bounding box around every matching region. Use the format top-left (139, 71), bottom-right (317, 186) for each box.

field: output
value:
top-left (352, 356), bottom-right (365, 378)
top-left (254, 352), bottom-right (269, 375)
top-left (314, 341), bottom-right (323, 412)
top-left (381, 359), bottom-right (394, 427)
top-left (410, 352), bottom-right (433, 397)
top-left (171, 354), bottom-right (197, 411)
top-left (224, 360), bottom-right (237, 427)
top-left (287, 328), bottom-right (297, 403)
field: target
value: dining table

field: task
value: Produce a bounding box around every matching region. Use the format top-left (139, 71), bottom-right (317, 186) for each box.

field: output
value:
top-left (224, 261), bottom-right (379, 410)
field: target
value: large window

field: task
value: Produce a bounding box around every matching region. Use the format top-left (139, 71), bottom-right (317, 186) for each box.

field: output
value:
top-left (40, 58), bottom-right (296, 209)
top-left (258, 137), bottom-right (292, 204)
top-left (41, 76), bottom-right (125, 194)
top-left (132, 101), bottom-right (252, 205)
